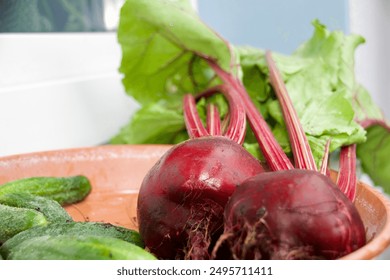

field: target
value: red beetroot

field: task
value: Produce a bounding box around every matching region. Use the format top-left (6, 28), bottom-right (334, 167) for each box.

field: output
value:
top-left (137, 82), bottom-right (264, 259)
top-left (207, 52), bottom-right (366, 260)
top-left (220, 170), bottom-right (366, 260)
top-left (137, 136), bottom-right (264, 259)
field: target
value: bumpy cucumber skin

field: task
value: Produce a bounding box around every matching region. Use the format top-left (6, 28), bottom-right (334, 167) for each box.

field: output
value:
top-left (0, 193), bottom-right (72, 223)
top-left (0, 175), bottom-right (91, 205)
top-left (7, 235), bottom-right (156, 260)
top-left (0, 204), bottom-right (48, 245)
top-left (0, 222), bottom-right (144, 258)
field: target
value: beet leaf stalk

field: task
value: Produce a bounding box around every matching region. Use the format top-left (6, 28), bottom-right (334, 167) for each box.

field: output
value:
top-left (207, 59), bottom-right (294, 171)
top-left (265, 51), bottom-right (317, 171)
top-left (192, 84), bottom-right (247, 144)
top-left (319, 139), bottom-right (331, 176)
top-left (183, 95), bottom-right (209, 138)
top-left (206, 104), bottom-right (222, 136)
top-left (337, 144), bottom-right (357, 201)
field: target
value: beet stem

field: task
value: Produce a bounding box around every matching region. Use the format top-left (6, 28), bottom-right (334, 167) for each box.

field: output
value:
top-left (266, 51), bottom-right (317, 171)
top-left (190, 84), bottom-right (246, 144)
top-left (359, 118), bottom-right (390, 132)
top-left (336, 144), bottom-right (357, 201)
top-left (206, 103), bottom-right (222, 136)
top-left (319, 139), bottom-right (331, 176)
top-left (221, 111), bottom-right (230, 135)
top-left (219, 84), bottom-right (247, 145)
top-left (183, 94), bottom-right (209, 138)
top-left (207, 59), bottom-right (294, 171)
top-left (194, 85), bottom-right (221, 100)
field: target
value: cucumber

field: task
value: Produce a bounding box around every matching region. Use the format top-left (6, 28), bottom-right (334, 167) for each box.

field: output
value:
top-left (0, 175), bottom-right (91, 205)
top-left (0, 221), bottom-right (144, 258)
top-left (0, 193), bottom-right (72, 223)
top-left (0, 204), bottom-right (47, 244)
top-left (7, 235), bottom-right (156, 260)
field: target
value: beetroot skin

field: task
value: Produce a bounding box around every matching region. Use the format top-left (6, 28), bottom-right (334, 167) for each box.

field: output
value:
top-left (137, 136), bottom-right (264, 259)
top-left (220, 169), bottom-right (366, 260)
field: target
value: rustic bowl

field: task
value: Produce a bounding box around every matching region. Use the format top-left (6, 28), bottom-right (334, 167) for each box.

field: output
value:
top-left (0, 145), bottom-right (389, 259)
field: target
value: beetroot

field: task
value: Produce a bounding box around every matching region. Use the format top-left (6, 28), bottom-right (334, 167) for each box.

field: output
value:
top-left (208, 51), bottom-right (366, 260)
top-left (221, 170), bottom-right (366, 260)
top-left (138, 136), bottom-right (264, 259)
top-left (137, 84), bottom-right (264, 259)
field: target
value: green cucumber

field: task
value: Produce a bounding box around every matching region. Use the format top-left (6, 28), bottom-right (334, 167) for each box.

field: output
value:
top-left (0, 204), bottom-right (47, 244)
top-left (0, 175), bottom-right (91, 205)
top-left (1, 221), bottom-right (144, 258)
top-left (0, 193), bottom-right (72, 223)
top-left (7, 235), bottom-right (156, 260)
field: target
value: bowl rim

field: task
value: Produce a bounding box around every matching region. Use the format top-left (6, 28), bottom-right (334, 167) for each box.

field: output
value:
top-left (340, 180), bottom-right (390, 260)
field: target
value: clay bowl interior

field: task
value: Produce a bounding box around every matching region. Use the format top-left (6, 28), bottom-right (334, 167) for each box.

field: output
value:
top-left (0, 145), bottom-right (389, 259)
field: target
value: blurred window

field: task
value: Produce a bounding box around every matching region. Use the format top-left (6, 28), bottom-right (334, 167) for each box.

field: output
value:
top-left (0, 0), bottom-right (124, 32)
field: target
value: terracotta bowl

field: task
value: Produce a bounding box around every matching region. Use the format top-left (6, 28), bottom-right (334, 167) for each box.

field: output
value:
top-left (0, 145), bottom-right (389, 260)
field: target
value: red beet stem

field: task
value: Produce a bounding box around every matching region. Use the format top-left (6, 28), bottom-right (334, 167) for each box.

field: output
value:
top-left (183, 94), bottom-right (209, 138)
top-left (266, 51), bottom-right (317, 171)
top-left (187, 84), bottom-right (246, 144)
top-left (206, 103), bottom-right (222, 136)
top-left (337, 144), bottom-right (357, 201)
top-left (217, 84), bottom-right (246, 144)
top-left (207, 59), bottom-right (294, 171)
top-left (320, 139), bottom-right (331, 176)
top-left (221, 111), bottom-right (230, 134)
top-left (359, 118), bottom-right (390, 132)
